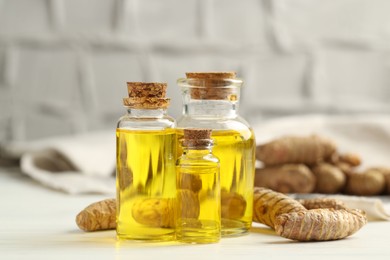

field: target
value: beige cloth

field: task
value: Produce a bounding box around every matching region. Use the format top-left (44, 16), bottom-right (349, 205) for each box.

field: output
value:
top-left (292, 193), bottom-right (390, 221)
top-left (5, 131), bottom-right (116, 194)
top-left (330, 195), bottom-right (390, 221)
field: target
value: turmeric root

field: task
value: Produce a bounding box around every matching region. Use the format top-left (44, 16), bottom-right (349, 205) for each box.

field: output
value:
top-left (221, 190), bottom-right (247, 220)
top-left (255, 164), bottom-right (316, 193)
top-left (298, 197), bottom-right (348, 210)
top-left (132, 190), bottom-right (200, 228)
top-left (131, 197), bottom-right (175, 228)
top-left (345, 169), bottom-right (386, 196)
top-left (253, 187), bottom-right (367, 241)
top-left (76, 198), bottom-right (116, 232)
top-left (333, 161), bottom-right (354, 175)
top-left (177, 174), bottom-right (202, 193)
top-left (256, 135), bottom-right (336, 166)
top-left (338, 153), bottom-right (361, 167)
top-left (366, 167), bottom-right (390, 194)
top-left (253, 187), bottom-right (306, 228)
top-left (312, 163), bottom-right (346, 194)
top-left (275, 208), bottom-right (367, 241)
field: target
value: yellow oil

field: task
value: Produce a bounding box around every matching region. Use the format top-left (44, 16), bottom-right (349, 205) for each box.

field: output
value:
top-left (177, 129), bottom-right (255, 237)
top-left (116, 128), bottom-right (177, 241)
top-left (176, 150), bottom-right (220, 244)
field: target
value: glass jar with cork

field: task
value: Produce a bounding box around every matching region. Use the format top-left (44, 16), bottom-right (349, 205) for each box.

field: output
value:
top-left (116, 82), bottom-right (176, 241)
top-left (177, 72), bottom-right (256, 237)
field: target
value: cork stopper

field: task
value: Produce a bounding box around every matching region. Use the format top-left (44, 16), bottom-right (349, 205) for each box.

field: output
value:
top-left (126, 82), bottom-right (167, 98)
top-left (182, 128), bottom-right (213, 148)
top-left (185, 72), bottom-right (236, 80)
top-left (123, 82), bottom-right (170, 109)
top-left (183, 71), bottom-right (240, 100)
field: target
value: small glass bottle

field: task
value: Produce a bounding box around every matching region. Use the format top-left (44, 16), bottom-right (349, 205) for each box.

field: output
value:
top-left (177, 72), bottom-right (255, 237)
top-left (116, 82), bottom-right (176, 241)
top-left (176, 128), bottom-right (220, 244)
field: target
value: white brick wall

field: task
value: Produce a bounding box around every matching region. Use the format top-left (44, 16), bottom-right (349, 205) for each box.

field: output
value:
top-left (0, 0), bottom-right (51, 36)
top-left (63, 0), bottom-right (115, 34)
top-left (314, 49), bottom-right (390, 107)
top-left (136, 0), bottom-right (198, 40)
top-left (0, 0), bottom-right (390, 141)
top-left (273, 0), bottom-right (390, 50)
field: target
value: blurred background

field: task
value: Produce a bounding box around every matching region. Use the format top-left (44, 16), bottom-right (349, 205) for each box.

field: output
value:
top-left (1, 0), bottom-right (390, 142)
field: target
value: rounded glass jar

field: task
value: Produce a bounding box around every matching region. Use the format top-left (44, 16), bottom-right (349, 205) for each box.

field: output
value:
top-left (177, 73), bottom-right (255, 237)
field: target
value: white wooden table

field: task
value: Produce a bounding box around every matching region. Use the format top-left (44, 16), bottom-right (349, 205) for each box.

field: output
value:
top-left (1, 167), bottom-right (390, 260)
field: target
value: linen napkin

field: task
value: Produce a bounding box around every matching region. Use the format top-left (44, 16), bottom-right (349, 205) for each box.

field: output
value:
top-left (327, 195), bottom-right (390, 221)
top-left (4, 131), bottom-right (116, 194)
top-left (291, 193), bottom-right (390, 221)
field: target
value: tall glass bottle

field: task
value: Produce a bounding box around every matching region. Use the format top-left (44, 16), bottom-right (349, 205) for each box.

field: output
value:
top-left (176, 128), bottom-right (220, 244)
top-left (116, 82), bottom-right (176, 241)
top-left (177, 72), bottom-right (255, 237)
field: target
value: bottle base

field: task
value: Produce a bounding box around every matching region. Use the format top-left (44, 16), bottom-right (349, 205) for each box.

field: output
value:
top-left (176, 219), bottom-right (221, 244)
top-left (176, 232), bottom-right (220, 244)
top-left (116, 230), bottom-right (175, 242)
top-left (177, 237), bottom-right (220, 244)
top-left (116, 234), bottom-right (175, 242)
top-left (221, 219), bottom-right (251, 237)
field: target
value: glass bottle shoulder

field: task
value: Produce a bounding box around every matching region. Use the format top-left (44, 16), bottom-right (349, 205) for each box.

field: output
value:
top-left (177, 115), bottom-right (253, 135)
top-left (117, 113), bottom-right (176, 130)
top-left (177, 151), bottom-right (219, 167)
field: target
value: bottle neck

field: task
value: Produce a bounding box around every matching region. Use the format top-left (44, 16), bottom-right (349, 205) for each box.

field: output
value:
top-left (183, 100), bottom-right (239, 118)
top-left (178, 79), bottom-right (242, 118)
top-left (182, 147), bottom-right (213, 157)
top-left (126, 107), bottom-right (167, 118)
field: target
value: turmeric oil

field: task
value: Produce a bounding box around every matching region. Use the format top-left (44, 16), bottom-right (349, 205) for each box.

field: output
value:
top-left (116, 128), bottom-right (176, 240)
top-left (176, 128), bottom-right (220, 244)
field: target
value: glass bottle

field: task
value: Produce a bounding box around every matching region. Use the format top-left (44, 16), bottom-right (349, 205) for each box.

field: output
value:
top-left (116, 82), bottom-right (176, 241)
top-left (176, 128), bottom-right (220, 244)
top-left (177, 72), bottom-right (255, 237)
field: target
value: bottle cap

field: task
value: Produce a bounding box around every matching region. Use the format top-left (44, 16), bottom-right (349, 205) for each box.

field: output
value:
top-left (123, 82), bottom-right (170, 109)
top-left (127, 82), bottom-right (167, 98)
top-left (182, 128), bottom-right (213, 148)
top-left (185, 72), bottom-right (236, 80)
top-left (183, 71), bottom-right (241, 100)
